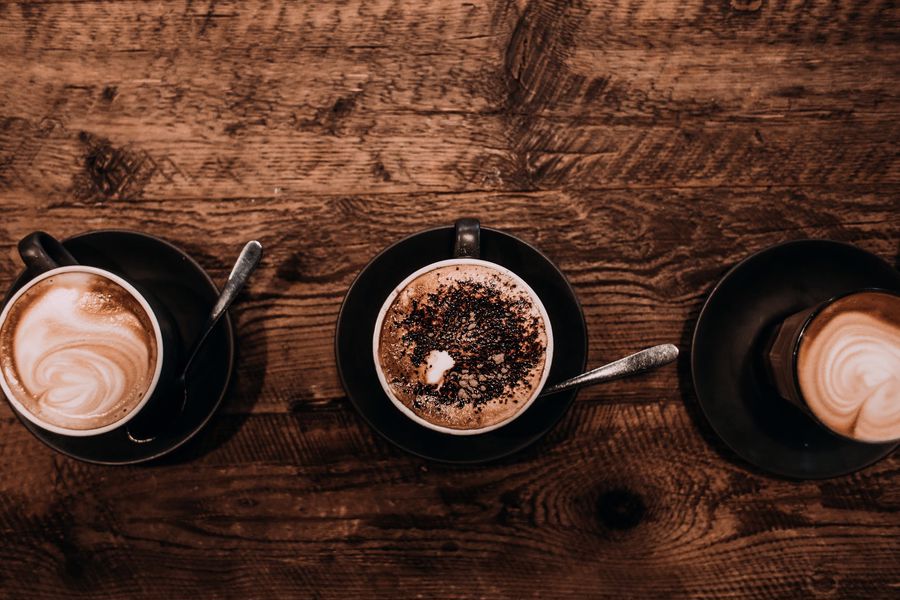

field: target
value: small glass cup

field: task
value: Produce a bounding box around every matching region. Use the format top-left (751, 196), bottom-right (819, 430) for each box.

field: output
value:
top-left (765, 288), bottom-right (900, 444)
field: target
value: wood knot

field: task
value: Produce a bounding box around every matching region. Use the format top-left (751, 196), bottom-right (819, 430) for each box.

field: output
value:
top-left (372, 160), bottom-right (391, 182)
top-left (101, 85), bottom-right (118, 102)
top-left (236, 497), bottom-right (258, 509)
top-left (330, 95), bottom-right (357, 119)
top-left (597, 488), bottom-right (645, 531)
top-left (730, 0), bottom-right (762, 11)
top-left (808, 573), bottom-right (838, 594)
top-left (500, 490), bottom-right (522, 510)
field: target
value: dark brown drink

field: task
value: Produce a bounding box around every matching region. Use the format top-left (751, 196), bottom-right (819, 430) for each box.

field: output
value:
top-left (377, 262), bottom-right (549, 431)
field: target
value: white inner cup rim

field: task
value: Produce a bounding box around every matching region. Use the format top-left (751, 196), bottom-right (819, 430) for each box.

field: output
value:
top-left (0, 265), bottom-right (164, 436)
top-left (372, 258), bottom-right (554, 436)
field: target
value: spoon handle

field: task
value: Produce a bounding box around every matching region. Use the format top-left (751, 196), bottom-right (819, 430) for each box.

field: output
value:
top-left (540, 343), bottom-right (679, 396)
top-left (209, 240), bottom-right (263, 324)
top-left (183, 241), bottom-right (262, 376)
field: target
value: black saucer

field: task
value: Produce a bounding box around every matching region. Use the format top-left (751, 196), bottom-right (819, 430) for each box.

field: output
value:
top-left (335, 226), bottom-right (588, 463)
top-left (2, 230), bottom-right (234, 465)
top-left (691, 240), bottom-right (900, 479)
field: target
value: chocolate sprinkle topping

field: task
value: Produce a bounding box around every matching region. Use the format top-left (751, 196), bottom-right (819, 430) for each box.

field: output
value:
top-left (390, 277), bottom-right (545, 411)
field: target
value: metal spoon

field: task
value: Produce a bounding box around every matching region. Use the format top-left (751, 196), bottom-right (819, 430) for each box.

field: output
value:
top-left (539, 343), bottom-right (679, 397)
top-left (128, 240), bottom-right (263, 443)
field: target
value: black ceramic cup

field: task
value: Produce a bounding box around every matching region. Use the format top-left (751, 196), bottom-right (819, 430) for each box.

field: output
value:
top-left (0, 231), bottom-right (179, 436)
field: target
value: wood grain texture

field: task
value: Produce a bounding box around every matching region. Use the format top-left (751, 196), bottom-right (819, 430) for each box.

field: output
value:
top-left (0, 0), bottom-right (898, 598)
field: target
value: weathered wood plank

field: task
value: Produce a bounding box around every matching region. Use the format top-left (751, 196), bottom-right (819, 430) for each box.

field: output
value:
top-left (1, 113), bottom-right (897, 197)
top-left (1, 25), bottom-right (896, 122)
top-left (1, 0), bottom-right (898, 597)
top-left (0, 404), bottom-right (897, 599)
top-left (1, 0), bottom-right (897, 198)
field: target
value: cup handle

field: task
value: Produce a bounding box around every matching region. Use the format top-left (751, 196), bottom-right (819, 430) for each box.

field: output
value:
top-left (18, 231), bottom-right (79, 274)
top-left (454, 218), bottom-right (480, 258)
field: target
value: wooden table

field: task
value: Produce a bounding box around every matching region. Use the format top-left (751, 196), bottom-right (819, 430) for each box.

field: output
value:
top-left (1, 1), bottom-right (898, 598)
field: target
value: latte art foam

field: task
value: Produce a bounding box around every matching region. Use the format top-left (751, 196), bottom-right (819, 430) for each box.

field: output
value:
top-left (798, 292), bottom-right (900, 442)
top-left (0, 271), bottom-right (158, 431)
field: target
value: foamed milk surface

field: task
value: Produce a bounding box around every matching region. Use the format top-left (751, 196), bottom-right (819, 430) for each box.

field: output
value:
top-left (0, 272), bottom-right (158, 430)
top-left (798, 294), bottom-right (900, 442)
top-left (423, 350), bottom-right (455, 386)
top-left (378, 264), bottom-right (548, 430)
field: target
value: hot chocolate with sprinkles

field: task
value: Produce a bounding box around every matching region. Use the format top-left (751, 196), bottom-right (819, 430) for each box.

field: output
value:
top-left (376, 261), bottom-right (550, 432)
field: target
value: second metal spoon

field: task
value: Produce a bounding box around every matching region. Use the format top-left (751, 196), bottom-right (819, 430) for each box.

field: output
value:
top-left (539, 343), bottom-right (679, 397)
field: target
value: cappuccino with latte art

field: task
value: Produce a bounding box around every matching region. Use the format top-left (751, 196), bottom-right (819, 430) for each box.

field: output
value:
top-left (767, 290), bottom-right (900, 443)
top-left (0, 267), bottom-right (161, 435)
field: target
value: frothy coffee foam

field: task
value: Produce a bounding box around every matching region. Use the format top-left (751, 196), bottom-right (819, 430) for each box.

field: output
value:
top-left (798, 292), bottom-right (900, 442)
top-left (378, 263), bottom-right (548, 430)
top-left (0, 271), bottom-right (158, 431)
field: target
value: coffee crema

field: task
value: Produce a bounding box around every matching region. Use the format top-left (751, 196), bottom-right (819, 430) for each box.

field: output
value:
top-left (377, 263), bottom-right (548, 430)
top-left (797, 291), bottom-right (900, 443)
top-left (0, 271), bottom-right (159, 431)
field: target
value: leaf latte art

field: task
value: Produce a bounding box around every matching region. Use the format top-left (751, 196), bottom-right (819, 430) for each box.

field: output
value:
top-left (0, 271), bottom-right (158, 431)
top-left (798, 292), bottom-right (900, 443)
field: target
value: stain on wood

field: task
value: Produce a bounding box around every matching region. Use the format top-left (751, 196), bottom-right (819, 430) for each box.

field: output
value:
top-left (73, 131), bottom-right (157, 200)
top-left (0, 0), bottom-right (898, 598)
